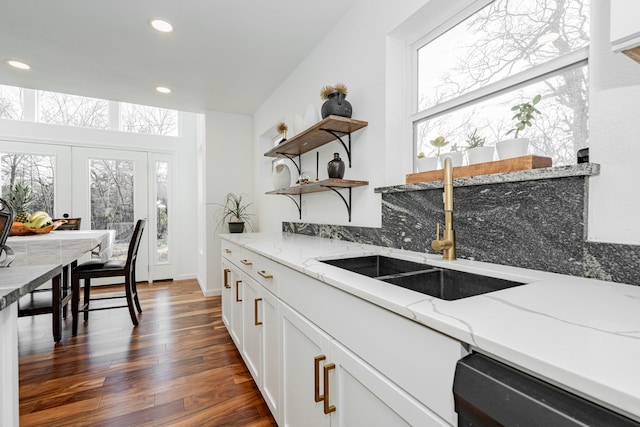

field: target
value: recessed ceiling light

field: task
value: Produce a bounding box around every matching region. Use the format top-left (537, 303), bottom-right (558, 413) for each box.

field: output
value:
top-left (7, 60), bottom-right (31, 70)
top-left (156, 86), bottom-right (171, 94)
top-left (151, 19), bottom-right (173, 33)
top-left (537, 32), bottom-right (560, 45)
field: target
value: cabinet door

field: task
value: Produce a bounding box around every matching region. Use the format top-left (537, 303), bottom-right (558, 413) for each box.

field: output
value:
top-left (329, 341), bottom-right (449, 427)
top-left (261, 288), bottom-right (281, 422)
top-left (281, 304), bottom-right (331, 427)
top-left (242, 273), bottom-right (262, 383)
top-left (221, 261), bottom-right (233, 329)
top-left (230, 272), bottom-right (244, 350)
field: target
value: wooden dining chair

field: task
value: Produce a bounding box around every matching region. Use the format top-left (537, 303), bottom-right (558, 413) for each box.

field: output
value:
top-left (71, 219), bottom-right (146, 335)
top-left (22, 217), bottom-right (82, 319)
top-left (0, 198), bottom-right (15, 267)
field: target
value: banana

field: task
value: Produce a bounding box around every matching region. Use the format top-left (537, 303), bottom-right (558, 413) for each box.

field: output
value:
top-left (29, 211), bottom-right (49, 221)
top-left (30, 215), bottom-right (53, 228)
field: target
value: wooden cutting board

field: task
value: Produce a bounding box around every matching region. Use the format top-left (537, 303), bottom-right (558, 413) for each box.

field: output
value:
top-left (406, 155), bottom-right (552, 184)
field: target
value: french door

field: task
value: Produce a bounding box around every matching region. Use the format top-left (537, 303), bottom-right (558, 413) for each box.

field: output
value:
top-left (1, 140), bottom-right (174, 282)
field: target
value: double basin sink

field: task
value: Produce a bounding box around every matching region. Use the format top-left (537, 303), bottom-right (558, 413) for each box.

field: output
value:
top-left (320, 255), bottom-right (526, 301)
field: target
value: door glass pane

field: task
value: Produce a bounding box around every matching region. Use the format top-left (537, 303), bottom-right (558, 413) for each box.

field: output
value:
top-left (155, 161), bottom-right (169, 264)
top-left (89, 158), bottom-right (134, 260)
top-left (1, 153), bottom-right (55, 214)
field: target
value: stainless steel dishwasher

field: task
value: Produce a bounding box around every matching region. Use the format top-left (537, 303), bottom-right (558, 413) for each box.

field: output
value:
top-left (453, 353), bottom-right (640, 426)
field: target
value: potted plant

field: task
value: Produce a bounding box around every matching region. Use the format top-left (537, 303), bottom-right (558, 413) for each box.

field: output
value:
top-left (465, 128), bottom-right (494, 165)
top-left (440, 140), bottom-right (464, 167)
top-left (496, 94), bottom-right (541, 160)
top-left (217, 192), bottom-right (254, 233)
top-left (416, 151), bottom-right (438, 172)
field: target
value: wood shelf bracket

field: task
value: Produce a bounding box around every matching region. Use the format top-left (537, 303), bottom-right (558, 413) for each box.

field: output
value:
top-left (323, 186), bottom-right (353, 222)
top-left (320, 128), bottom-right (352, 167)
top-left (276, 153), bottom-right (302, 176)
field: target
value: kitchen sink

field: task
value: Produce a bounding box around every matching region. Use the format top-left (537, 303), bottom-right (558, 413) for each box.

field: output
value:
top-left (319, 255), bottom-right (526, 300)
top-left (320, 255), bottom-right (431, 278)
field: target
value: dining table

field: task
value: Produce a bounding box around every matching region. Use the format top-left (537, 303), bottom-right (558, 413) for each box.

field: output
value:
top-left (5, 229), bottom-right (116, 342)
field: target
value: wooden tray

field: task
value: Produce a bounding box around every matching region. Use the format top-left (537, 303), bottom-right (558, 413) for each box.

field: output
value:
top-left (406, 155), bottom-right (552, 184)
top-left (9, 220), bottom-right (66, 236)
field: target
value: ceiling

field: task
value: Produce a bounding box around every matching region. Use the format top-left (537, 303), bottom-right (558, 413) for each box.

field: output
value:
top-left (0, 0), bottom-right (359, 114)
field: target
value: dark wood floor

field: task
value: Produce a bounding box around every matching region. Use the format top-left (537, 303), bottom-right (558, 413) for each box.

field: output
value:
top-left (18, 279), bottom-right (277, 427)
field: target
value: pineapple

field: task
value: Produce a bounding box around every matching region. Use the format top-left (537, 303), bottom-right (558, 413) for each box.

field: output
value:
top-left (10, 183), bottom-right (34, 223)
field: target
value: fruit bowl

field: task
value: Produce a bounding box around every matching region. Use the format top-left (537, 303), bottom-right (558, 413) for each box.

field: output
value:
top-left (9, 220), bottom-right (66, 236)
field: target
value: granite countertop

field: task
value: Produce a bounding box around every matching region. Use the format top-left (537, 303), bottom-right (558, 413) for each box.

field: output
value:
top-left (221, 231), bottom-right (640, 423)
top-left (0, 264), bottom-right (63, 311)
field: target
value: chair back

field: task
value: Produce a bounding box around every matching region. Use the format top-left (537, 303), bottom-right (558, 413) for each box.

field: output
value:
top-left (53, 217), bottom-right (81, 230)
top-left (125, 219), bottom-right (146, 271)
top-left (0, 198), bottom-right (16, 267)
top-left (0, 198), bottom-right (15, 247)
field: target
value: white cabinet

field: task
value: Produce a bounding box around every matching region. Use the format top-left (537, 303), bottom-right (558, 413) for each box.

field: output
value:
top-left (611, 0), bottom-right (640, 55)
top-left (282, 303), bottom-right (331, 427)
top-left (281, 303), bottom-right (449, 427)
top-left (222, 240), bottom-right (465, 426)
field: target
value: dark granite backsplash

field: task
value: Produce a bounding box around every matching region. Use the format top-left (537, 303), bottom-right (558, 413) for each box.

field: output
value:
top-left (283, 164), bottom-right (640, 286)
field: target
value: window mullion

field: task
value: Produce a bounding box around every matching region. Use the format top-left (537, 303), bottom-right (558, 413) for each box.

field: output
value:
top-left (411, 46), bottom-right (588, 124)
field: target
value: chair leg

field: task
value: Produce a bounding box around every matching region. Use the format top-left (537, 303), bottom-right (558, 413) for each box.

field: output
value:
top-left (83, 278), bottom-right (91, 322)
top-left (71, 274), bottom-right (80, 336)
top-left (132, 268), bottom-right (142, 313)
top-left (124, 272), bottom-right (139, 326)
top-left (52, 273), bottom-right (62, 342)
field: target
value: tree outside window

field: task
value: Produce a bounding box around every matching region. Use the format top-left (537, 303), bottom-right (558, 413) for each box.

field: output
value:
top-left (1, 153), bottom-right (55, 214)
top-left (0, 85), bottom-right (24, 120)
top-left (121, 103), bottom-right (179, 136)
top-left (414, 0), bottom-right (590, 166)
top-left (38, 90), bottom-right (109, 129)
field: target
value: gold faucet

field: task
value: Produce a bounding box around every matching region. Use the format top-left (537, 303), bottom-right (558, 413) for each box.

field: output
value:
top-left (431, 157), bottom-right (456, 260)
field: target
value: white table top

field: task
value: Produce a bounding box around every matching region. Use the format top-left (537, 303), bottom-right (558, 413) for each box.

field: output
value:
top-left (221, 231), bottom-right (640, 423)
top-left (7, 229), bottom-right (116, 267)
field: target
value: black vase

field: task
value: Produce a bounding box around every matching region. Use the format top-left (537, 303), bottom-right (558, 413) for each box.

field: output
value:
top-left (321, 92), bottom-right (352, 119)
top-left (327, 153), bottom-right (345, 179)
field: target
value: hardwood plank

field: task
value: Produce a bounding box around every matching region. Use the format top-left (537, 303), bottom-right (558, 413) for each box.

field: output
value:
top-left (18, 279), bottom-right (277, 426)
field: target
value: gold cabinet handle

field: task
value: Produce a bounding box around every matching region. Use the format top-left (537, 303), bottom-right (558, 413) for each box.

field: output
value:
top-left (323, 363), bottom-right (336, 414)
top-left (235, 280), bottom-right (242, 302)
top-left (258, 270), bottom-right (273, 279)
top-left (314, 355), bottom-right (326, 403)
top-left (241, 259), bottom-right (253, 266)
top-left (224, 248), bottom-right (232, 254)
top-left (254, 298), bottom-right (263, 326)
top-left (223, 269), bottom-right (231, 289)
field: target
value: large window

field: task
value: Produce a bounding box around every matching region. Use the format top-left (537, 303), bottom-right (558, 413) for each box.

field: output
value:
top-left (38, 90), bottom-right (109, 129)
top-left (121, 102), bottom-right (179, 136)
top-left (0, 85), bottom-right (24, 120)
top-left (413, 0), bottom-right (590, 166)
top-left (0, 85), bottom-right (180, 136)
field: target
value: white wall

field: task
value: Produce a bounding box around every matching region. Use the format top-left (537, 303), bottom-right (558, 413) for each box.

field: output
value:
top-left (200, 111), bottom-right (253, 296)
top-left (0, 113), bottom-right (199, 280)
top-left (253, 0), bottom-right (640, 246)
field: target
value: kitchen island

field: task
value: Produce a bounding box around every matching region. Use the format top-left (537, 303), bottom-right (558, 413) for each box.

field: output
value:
top-left (221, 231), bottom-right (640, 425)
top-left (0, 264), bottom-right (62, 427)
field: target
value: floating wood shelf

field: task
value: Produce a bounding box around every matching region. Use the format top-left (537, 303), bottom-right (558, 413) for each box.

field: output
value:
top-left (264, 116), bottom-right (368, 160)
top-left (266, 179), bottom-right (368, 222)
top-left (266, 179), bottom-right (368, 195)
top-left (406, 155), bottom-right (552, 184)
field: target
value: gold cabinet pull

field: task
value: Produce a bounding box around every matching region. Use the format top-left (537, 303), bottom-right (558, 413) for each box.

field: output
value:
top-left (235, 280), bottom-right (242, 302)
top-left (254, 298), bottom-right (263, 326)
top-left (241, 259), bottom-right (253, 266)
top-left (258, 270), bottom-right (273, 279)
top-left (314, 355), bottom-right (326, 403)
top-left (224, 248), bottom-right (232, 254)
top-left (323, 363), bottom-right (336, 414)
top-left (223, 269), bottom-right (231, 289)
